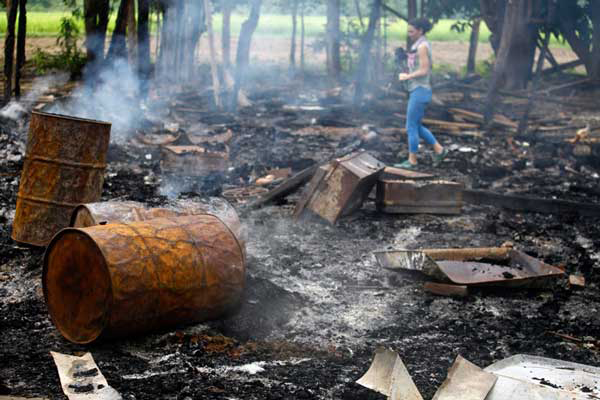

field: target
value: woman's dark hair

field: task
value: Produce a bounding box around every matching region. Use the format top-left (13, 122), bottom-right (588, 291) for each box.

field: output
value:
top-left (408, 18), bottom-right (433, 34)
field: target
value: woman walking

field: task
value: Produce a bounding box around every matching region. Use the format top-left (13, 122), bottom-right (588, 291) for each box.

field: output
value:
top-left (395, 18), bottom-right (447, 169)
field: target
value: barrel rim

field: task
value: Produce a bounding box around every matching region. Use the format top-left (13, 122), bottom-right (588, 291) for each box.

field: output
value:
top-left (69, 204), bottom-right (95, 227)
top-left (31, 110), bottom-right (112, 127)
top-left (43, 227), bottom-right (113, 344)
top-left (201, 212), bottom-right (246, 266)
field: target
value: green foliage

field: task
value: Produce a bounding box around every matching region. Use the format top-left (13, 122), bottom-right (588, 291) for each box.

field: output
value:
top-left (32, 16), bottom-right (86, 77)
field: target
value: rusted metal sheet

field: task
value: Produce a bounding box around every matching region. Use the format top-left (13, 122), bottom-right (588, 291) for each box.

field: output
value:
top-left (161, 145), bottom-right (228, 176)
top-left (375, 247), bottom-right (564, 288)
top-left (11, 111), bottom-right (111, 246)
top-left (294, 151), bottom-right (385, 224)
top-left (380, 166), bottom-right (434, 180)
top-left (376, 179), bottom-right (464, 215)
top-left (70, 199), bottom-right (246, 261)
top-left (43, 214), bottom-right (245, 344)
top-left (423, 282), bottom-right (469, 298)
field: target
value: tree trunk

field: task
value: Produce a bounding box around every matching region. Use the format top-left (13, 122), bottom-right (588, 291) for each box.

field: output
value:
top-left (204, 0), bottom-right (221, 108)
top-left (3, 0), bottom-right (18, 104)
top-left (84, 0), bottom-right (110, 63)
top-left (354, 0), bottom-right (364, 30)
top-left (138, 0), bottom-right (150, 98)
top-left (290, 0), bottom-right (298, 72)
top-left (353, 0), bottom-right (381, 105)
top-left (300, 0), bottom-right (305, 73)
top-left (222, 0), bottom-right (233, 70)
top-left (407, 0), bottom-right (417, 48)
top-left (15, 0), bottom-right (26, 99)
top-left (126, 0), bottom-right (137, 64)
top-left (230, 0), bottom-right (262, 111)
top-left (484, 0), bottom-right (540, 125)
top-left (590, 0), bottom-right (600, 79)
top-left (480, 0), bottom-right (505, 53)
top-left (107, 0), bottom-right (130, 60)
top-left (326, 0), bottom-right (341, 82)
top-left (466, 18), bottom-right (480, 75)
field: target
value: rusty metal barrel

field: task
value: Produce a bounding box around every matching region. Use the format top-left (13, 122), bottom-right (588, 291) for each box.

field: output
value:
top-left (43, 214), bottom-right (245, 344)
top-left (69, 199), bottom-right (247, 260)
top-left (11, 111), bottom-right (111, 246)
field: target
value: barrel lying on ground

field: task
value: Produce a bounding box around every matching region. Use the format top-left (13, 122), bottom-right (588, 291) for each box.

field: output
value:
top-left (11, 111), bottom-right (111, 246)
top-left (43, 214), bottom-right (245, 344)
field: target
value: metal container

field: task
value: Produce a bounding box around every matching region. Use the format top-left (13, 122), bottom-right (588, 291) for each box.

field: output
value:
top-left (12, 111), bottom-right (111, 246)
top-left (294, 151), bottom-right (385, 224)
top-left (70, 199), bottom-right (247, 261)
top-left (376, 179), bottom-right (463, 214)
top-left (43, 214), bottom-right (245, 344)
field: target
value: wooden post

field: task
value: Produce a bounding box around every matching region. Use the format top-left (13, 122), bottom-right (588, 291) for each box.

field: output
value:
top-left (126, 0), bottom-right (137, 64)
top-left (15, 0), bottom-right (27, 99)
top-left (3, 0), bottom-right (18, 105)
top-left (466, 18), bottom-right (480, 76)
top-left (204, 0), bottom-right (221, 108)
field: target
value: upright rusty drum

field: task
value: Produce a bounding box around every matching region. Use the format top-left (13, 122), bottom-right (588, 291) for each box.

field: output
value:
top-left (43, 214), bottom-right (245, 344)
top-left (12, 111), bottom-right (111, 246)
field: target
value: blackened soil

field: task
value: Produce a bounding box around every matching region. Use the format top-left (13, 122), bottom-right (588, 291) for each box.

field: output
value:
top-left (1, 76), bottom-right (600, 399)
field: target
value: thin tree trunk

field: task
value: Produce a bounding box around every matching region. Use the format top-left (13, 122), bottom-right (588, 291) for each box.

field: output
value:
top-left (300, 0), bottom-right (305, 73)
top-left (354, 0), bottom-right (364, 30)
top-left (107, 0), bottom-right (130, 60)
top-left (222, 0), bottom-right (233, 70)
top-left (326, 0), bottom-right (341, 82)
top-left (3, 0), bottom-right (18, 104)
top-left (466, 18), bottom-right (480, 75)
top-left (84, 0), bottom-right (110, 63)
top-left (15, 0), bottom-right (27, 99)
top-left (591, 0), bottom-right (600, 79)
top-left (230, 0), bottom-right (262, 111)
top-left (138, 0), bottom-right (150, 98)
top-left (126, 0), bottom-right (137, 64)
top-left (353, 0), bottom-right (381, 105)
top-left (290, 0), bottom-right (298, 72)
top-left (407, 0), bottom-right (417, 48)
top-left (204, 0), bottom-right (221, 108)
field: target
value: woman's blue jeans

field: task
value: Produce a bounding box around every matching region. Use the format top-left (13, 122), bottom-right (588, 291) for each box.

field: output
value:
top-left (406, 86), bottom-right (437, 153)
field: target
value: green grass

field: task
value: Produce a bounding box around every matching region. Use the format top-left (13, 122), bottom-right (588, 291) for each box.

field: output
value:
top-left (0, 12), bottom-right (568, 47)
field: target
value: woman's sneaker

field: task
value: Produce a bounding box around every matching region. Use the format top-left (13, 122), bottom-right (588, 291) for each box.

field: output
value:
top-left (433, 148), bottom-right (448, 167)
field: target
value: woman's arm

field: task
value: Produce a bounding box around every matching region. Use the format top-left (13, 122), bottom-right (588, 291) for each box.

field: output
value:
top-left (398, 44), bottom-right (430, 81)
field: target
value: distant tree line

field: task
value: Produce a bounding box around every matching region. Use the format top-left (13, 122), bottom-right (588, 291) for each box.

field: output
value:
top-left (3, 0), bottom-right (600, 110)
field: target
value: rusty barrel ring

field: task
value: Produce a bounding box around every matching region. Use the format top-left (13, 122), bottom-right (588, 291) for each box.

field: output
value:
top-left (42, 227), bottom-right (113, 344)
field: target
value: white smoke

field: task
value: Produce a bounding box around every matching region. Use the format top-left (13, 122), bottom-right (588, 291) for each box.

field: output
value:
top-left (0, 73), bottom-right (69, 121)
top-left (47, 58), bottom-right (142, 144)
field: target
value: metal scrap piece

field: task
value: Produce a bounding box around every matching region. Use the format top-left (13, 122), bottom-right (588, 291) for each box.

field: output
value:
top-left (50, 352), bottom-right (121, 400)
top-left (431, 355), bottom-right (496, 400)
top-left (483, 354), bottom-right (600, 400)
top-left (356, 347), bottom-right (423, 400)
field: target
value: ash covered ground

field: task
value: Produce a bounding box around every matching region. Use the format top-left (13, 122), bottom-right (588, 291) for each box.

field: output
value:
top-left (1, 75), bottom-right (600, 399)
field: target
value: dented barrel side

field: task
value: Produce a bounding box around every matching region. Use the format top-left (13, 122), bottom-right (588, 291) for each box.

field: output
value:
top-left (43, 214), bottom-right (245, 344)
top-left (12, 111), bottom-right (111, 246)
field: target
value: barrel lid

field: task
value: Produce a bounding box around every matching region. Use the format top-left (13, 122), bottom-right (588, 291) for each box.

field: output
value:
top-left (31, 110), bottom-right (112, 126)
top-left (43, 228), bottom-right (112, 344)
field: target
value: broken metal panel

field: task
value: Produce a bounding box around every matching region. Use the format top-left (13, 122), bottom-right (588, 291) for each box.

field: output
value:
top-left (294, 151), bottom-right (385, 224)
top-left (43, 214), bottom-right (245, 344)
top-left (50, 351), bottom-right (121, 400)
top-left (380, 166), bottom-right (434, 180)
top-left (356, 347), bottom-right (423, 400)
top-left (161, 145), bottom-right (228, 176)
top-left (376, 180), bottom-right (464, 215)
top-left (375, 248), bottom-right (564, 288)
top-left (11, 111), bottom-right (111, 246)
top-left (431, 355), bottom-right (496, 400)
top-left (423, 282), bottom-right (469, 298)
top-left (483, 355), bottom-right (600, 399)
